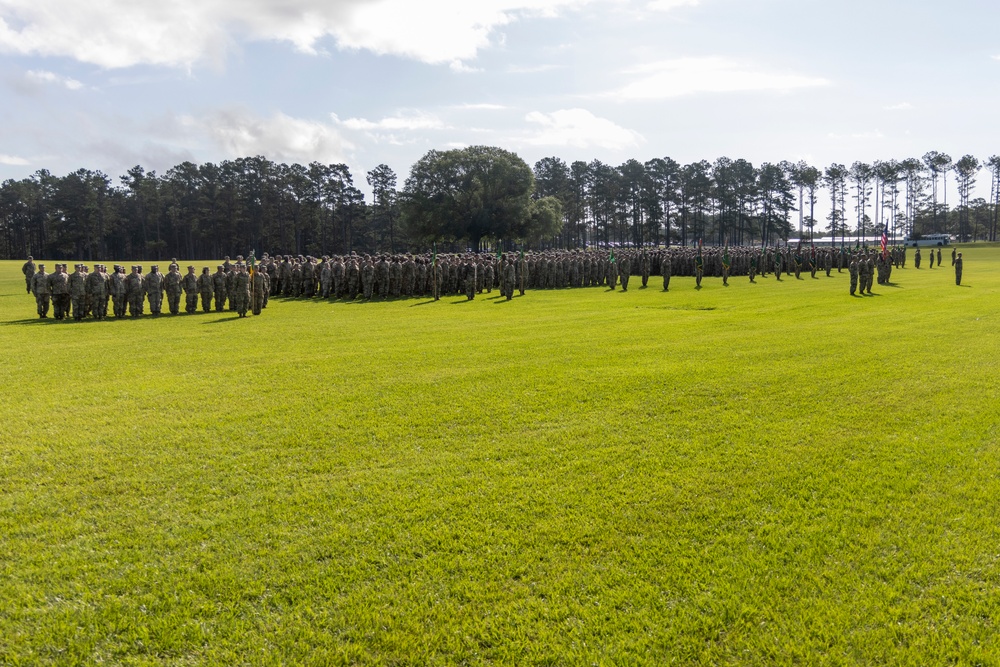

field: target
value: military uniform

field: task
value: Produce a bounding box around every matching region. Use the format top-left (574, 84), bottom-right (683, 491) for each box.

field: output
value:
top-left (182, 267), bottom-right (199, 313)
top-left (31, 265), bottom-right (50, 317)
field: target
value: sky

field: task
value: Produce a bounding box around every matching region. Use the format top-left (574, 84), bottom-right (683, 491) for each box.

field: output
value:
top-left (1, 0), bottom-right (998, 203)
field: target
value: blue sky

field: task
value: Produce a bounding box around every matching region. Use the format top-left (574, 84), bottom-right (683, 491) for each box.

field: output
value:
top-left (1, 0), bottom-right (998, 201)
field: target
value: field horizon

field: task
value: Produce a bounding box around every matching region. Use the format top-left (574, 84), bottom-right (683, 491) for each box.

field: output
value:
top-left (2, 245), bottom-right (999, 665)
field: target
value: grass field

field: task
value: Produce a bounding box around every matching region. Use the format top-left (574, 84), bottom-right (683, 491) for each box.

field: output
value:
top-left (1, 248), bottom-right (999, 665)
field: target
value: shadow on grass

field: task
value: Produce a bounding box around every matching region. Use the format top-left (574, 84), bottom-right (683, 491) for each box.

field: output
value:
top-left (201, 316), bottom-right (242, 324)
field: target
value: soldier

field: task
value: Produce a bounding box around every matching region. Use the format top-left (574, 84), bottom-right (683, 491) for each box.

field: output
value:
top-left (503, 258), bottom-right (516, 301)
top-left (110, 265), bottom-right (127, 318)
top-left (914, 247), bottom-right (921, 268)
top-left (662, 252), bottom-right (672, 291)
top-left (928, 247), bottom-right (935, 268)
top-left (234, 264), bottom-right (251, 317)
top-left (142, 264), bottom-right (165, 315)
top-left (848, 254), bottom-right (859, 296)
top-left (31, 263), bottom-right (50, 318)
top-left (124, 266), bottom-right (143, 317)
top-left (361, 257), bottom-right (375, 299)
top-left (22, 256), bottom-right (36, 293)
top-left (721, 247), bottom-right (731, 286)
top-left (87, 264), bottom-right (108, 320)
top-left (168, 257), bottom-right (180, 273)
top-left (951, 246), bottom-right (957, 266)
top-left (346, 258), bottom-right (361, 299)
top-left (320, 260), bottom-right (332, 298)
top-left (301, 257), bottom-right (315, 298)
top-left (937, 247), bottom-right (943, 268)
top-left (955, 252), bottom-right (963, 285)
top-left (464, 258), bottom-right (477, 300)
top-left (618, 253), bottom-right (631, 291)
top-left (640, 251), bottom-right (650, 288)
top-left (182, 266), bottom-right (199, 313)
top-left (197, 267), bottom-right (213, 312)
top-left (68, 264), bottom-right (87, 321)
top-left (251, 264), bottom-right (266, 315)
top-left (695, 250), bottom-right (704, 289)
top-left (212, 266), bottom-right (227, 312)
top-left (161, 266), bottom-right (183, 315)
top-left (226, 265), bottom-right (237, 310)
top-left (48, 264), bottom-right (69, 320)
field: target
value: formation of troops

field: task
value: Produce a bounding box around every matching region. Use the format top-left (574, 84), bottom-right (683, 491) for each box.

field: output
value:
top-left (20, 243), bottom-right (966, 320)
top-left (21, 257), bottom-right (268, 320)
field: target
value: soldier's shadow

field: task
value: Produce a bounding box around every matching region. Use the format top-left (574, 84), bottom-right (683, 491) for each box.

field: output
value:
top-left (2, 318), bottom-right (57, 326)
top-left (200, 316), bottom-right (242, 324)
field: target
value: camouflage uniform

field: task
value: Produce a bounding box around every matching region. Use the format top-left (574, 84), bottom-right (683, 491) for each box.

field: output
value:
top-left (182, 267), bottom-right (199, 313)
top-left (619, 255), bottom-right (631, 291)
top-left (157, 267), bottom-right (177, 315)
top-left (124, 267), bottom-right (144, 317)
top-left (67, 265), bottom-right (87, 320)
top-left (955, 254), bottom-right (963, 285)
top-left (234, 267), bottom-right (251, 317)
top-left (110, 266), bottom-right (127, 318)
top-left (22, 257), bottom-right (36, 294)
top-left (197, 268), bottom-right (213, 312)
top-left (848, 256), bottom-right (858, 295)
top-left (31, 265), bottom-right (50, 317)
top-left (251, 268), bottom-right (266, 315)
top-left (87, 265), bottom-right (108, 319)
top-left (212, 267), bottom-right (227, 312)
top-left (142, 266), bottom-right (166, 315)
top-left (361, 259), bottom-right (375, 299)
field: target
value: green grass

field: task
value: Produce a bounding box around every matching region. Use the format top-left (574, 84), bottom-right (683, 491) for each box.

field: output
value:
top-left (1, 247), bottom-right (999, 665)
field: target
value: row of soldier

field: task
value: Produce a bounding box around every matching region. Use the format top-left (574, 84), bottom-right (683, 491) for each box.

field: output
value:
top-left (22, 244), bottom-right (956, 319)
top-left (246, 245), bottom-right (912, 300)
top-left (23, 259), bottom-right (268, 320)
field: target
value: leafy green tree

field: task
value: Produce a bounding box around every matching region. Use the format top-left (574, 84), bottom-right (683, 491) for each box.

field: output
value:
top-left (953, 155), bottom-right (980, 241)
top-left (401, 146), bottom-right (534, 250)
top-left (367, 164), bottom-right (400, 252)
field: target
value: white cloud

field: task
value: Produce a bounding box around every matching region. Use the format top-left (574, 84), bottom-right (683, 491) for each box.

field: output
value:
top-left (646, 0), bottom-right (699, 10)
top-left (522, 108), bottom-right (643, 149)
top-left (609, 57), bottom-right (829, 99)
top-left (884, 102), bottom-right (912, 111)
top-left (0, 0), bottom-right (617, 69)
top-left (182, 110), bottom-right (353, 164)
top-left (0, 153), bottom-right (29, 165)
top-left (335, 111), bottom-right (447, 132)
top-left (26, 69), bottom-right (83, 90)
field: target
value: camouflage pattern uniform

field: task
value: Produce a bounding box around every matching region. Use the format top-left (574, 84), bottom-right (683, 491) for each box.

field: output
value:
top-left (125, 266), bottom-right (144, 317)
top-left (162, 268), bottom-right (184, 315)
top-left (31, 265), bottom-right (50, 317)
top-left (197, 268), bottom-right (213, 312)
top-left (234, 266), bottom-right (251, 317)
top-left (251, 267), bottom-right (266, 315)
top-left (212, 266), bottom-right (227, 312)
top-left (955, 253), bottom-right (963, 285)
top-left (87, 265), bottom-right (108, 319)
top-left (182, 266), bottom-right (199, 313)
top-left (142, 266), bottom-right (166, 315)
top-left (110, 266), bottom-right (127, 318)
top-left (69, 265), bottom-right (87, 320)
top-left (361, 258), bottom-right (375, 299)
top-left (22, 257), bottom-right (35, 294)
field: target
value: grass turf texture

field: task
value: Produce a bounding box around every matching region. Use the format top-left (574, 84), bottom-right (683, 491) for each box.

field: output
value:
top-left (0, 249), bottom-right (998, 666)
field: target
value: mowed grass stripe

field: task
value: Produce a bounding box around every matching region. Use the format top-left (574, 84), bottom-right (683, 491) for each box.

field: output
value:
top-left (0, 248), bottom-right (998, 665)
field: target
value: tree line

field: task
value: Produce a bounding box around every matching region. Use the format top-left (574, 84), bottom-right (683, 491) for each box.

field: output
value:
top-left (2, 148), bottom-right (998, 261)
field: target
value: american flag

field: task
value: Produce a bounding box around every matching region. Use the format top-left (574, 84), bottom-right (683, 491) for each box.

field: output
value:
top-left (881, 226), bottom-right (888, 259)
